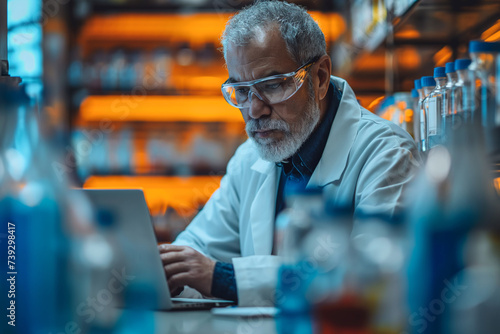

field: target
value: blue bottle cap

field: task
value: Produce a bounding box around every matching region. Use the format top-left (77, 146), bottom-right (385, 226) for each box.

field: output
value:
top-left (414, 79), bottom-right (422, 90)
top-left (455, 58), bottom-right (471, 70)
top-left (445, 62), bottom-right (455, 73)
top-left (411, 88), bottom-right (419, 98)
top-left (421, 76), bottom-right (436, 87)
top-left (385, 95), bottom-right (395, 106)
top-left (354, 210), bottom-right (406, 226)
top-left (283, 178), bottom-right (321, 198)
top-left (433, 67), bottom-right (446, 78)
top-left (469, 40), bottom-right (500, 53)
top-left (324, 199), bottom-right (354, 217)
top-left (0, 83), bottom-right (29, 107)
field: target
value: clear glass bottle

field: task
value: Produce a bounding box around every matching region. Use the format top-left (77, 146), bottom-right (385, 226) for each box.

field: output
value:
top-left (468, 40), bottom-right (500, 127)
top-left (275, 183), bottom-right (322, 314)
top-left (406, 118), bottom-right (497, 334)
top-left (453, 58), bottom-right (472, 125)
top-left (427, 67), bottom-right (447, 149)
top-left (421, 76), bottom-right (436, 152)
top-left (0, 84), bottom-right (80, 333)
top-left (468, 40), bottom-right (500, 157)
top-left (349, 212), bottom-right (408, 334)
top-left (415, 78), bottom-right (427, 152)
top-left (0, 83), bottom-right (110, 334)
top-left (442, 62), bottom-right (457, 139)
top-left (411, 88), bottom-right (420, 147)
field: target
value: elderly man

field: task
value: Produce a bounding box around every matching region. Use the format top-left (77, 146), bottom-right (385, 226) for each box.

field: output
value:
top-left (159, 0), bottom-right (419, 306)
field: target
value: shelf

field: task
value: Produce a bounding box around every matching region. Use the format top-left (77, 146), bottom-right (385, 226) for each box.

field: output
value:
top-left (83, 175), bottom-right (222, 216)
top-left (77, 12), bottom-right (345, 56)
top-left (84, 0), bottom-right (339, 14)
top-left (334, 0), bottom-right (500, 95)
top-left (79, 95), bottom-right (244, 123)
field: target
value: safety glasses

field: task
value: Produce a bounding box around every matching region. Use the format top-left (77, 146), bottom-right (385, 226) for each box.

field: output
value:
top-left (221, 57), bottom-right (319, 109)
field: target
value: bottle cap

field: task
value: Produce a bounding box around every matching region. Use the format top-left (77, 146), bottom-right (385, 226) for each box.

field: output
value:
top-left (433, 67), bottom-right (446, 78)
top-left (469, 40), bottom-right (500, 53)
top-left (283, 178), bottom-right (321, 198)
top-left (411, 88), bottom-right (419, 98)
top-left (445, 62), bottom-right (455, 73)
top-left (414, 79), bottom-right (422, 90)
top-left (455, 58), bottom-right (471, 70)
top-left (385, 95), bottom-right (395, 106)
top-left (0, 83), bottom-right (29, 107)
top-left (421, 76), bottom-right (436, 87)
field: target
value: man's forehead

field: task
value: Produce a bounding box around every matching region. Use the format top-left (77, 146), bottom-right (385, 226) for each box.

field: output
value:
top-left (225, 28), bottom-right (297, 82)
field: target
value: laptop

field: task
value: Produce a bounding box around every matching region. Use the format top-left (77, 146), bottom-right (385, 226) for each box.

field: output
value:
top-left (77, 189), bottom-right (235, 311)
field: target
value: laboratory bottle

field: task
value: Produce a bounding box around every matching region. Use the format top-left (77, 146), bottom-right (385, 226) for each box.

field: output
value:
top-left (0, 83), bottom-right (116, 334)
top-left (310, 205), bottom-right (359, 334)
top-left (0, 83), bottom-right (92, 334)
top-left (406, 119), bottom-right (497, 334)
top-left (347, 212), bottom-right (408, 334)
top-left (411, 88), bottom-right (420, 146)
top-left (468, 40), bottom-right (500, 158)
top-left (420, 76), bottom-right (436, 152)
top-left (427, 67), bottom-right (447, 149)
top-left (453, 58), bottom-right (472, 125)
top-left (442, 62), bottom-right (457, 139)
top-left (275, 181), bottom-right (322, 314)
top-left (415, 78), bottom-right (426, 152)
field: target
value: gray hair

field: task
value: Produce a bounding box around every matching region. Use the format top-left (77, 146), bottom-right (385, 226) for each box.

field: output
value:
top-left (221, 0), bottom-right (327, 66)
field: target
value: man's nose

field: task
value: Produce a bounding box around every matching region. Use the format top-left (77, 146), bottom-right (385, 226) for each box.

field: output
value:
top-left (247, 90), bottom-right (272, 119)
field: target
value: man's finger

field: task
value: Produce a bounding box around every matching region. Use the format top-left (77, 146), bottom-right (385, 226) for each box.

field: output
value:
top-left (170, 286), bottom-right (184, 297)
top-left (168, 272), bottom-right (190, 292)
top-left (163, 262), bottom-right (189, 279)
top-left (159, 251), bottom-right (186, 265)
top-left (158, 244), bottom-right (186, 253)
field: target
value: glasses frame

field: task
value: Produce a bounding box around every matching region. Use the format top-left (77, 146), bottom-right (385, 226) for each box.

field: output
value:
top-left (221, 56), bottom-right (321, 109)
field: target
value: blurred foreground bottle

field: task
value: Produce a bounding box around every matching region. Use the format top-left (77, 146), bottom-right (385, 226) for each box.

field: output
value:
top-left (0, 83), bottom-right (112, 334)
top-left (406, 119), bottom-right (499, 334)
top-left (468, 41), bottom-right (500, 165)
top-left (314, 209), bottom-right (407, 334)
top-left (275, 183), bottom-right (323, 315)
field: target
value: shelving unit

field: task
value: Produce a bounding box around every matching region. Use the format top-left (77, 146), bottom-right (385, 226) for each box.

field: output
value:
top-left (332, 0), bottom-right (500, 96)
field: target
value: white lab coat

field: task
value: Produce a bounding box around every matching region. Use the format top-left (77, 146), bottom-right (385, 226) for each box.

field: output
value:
top-left (173, 76), bottom-right (420, 306)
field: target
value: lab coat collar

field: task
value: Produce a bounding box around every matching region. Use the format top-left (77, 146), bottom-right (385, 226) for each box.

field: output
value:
top-left (309, 76), bottom-right (360, 187)
top-left (250, 156), bottom-right (274, 174)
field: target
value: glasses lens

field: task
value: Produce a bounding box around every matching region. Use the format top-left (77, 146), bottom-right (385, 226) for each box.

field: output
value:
top-left (222, 85), bottom-right (248, 107)
top-left (254, 77), bottom-right (297, 104)
top-left (222, 65), bottom-right (310, 108)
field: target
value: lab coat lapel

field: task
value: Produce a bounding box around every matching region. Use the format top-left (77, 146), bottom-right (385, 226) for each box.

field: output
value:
top-left (249, 158), bottom-right (279, 255)
top-left (309, 76), bottom-right (361, 187)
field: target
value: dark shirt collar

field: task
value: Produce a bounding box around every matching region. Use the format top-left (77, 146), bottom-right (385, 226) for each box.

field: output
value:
top-left (280, 81), bottom-right (341, 179)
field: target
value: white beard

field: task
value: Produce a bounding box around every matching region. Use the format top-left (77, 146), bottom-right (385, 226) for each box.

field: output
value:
top-left (245, 96), bottom-right (321, 163)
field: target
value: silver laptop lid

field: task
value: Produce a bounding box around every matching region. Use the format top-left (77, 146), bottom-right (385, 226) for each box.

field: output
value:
top-left (78, 189), bottom-right (173, 310)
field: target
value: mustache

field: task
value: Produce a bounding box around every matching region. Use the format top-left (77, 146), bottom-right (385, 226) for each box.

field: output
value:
top-left (245, 118), bottom-right (290, 133)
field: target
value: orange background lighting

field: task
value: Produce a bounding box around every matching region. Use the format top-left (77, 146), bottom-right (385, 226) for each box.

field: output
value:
top-left (79, 95), bottom-right (244, 123)
top-left (83, 175), bottom-right (223, 216)
top-left (78, 12), bottom-right (346, 55)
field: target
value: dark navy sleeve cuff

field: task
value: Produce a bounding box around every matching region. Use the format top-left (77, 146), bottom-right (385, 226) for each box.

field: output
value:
top-left (211, 261), bottom-right (238, 303)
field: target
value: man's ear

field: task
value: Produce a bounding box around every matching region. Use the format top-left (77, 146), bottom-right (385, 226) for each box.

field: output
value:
top-left (315, 55), bottom-right (332, 101)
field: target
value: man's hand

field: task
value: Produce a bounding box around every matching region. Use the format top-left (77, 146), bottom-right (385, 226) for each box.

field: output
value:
top-left (158, 244), bottom-right (216, 297)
